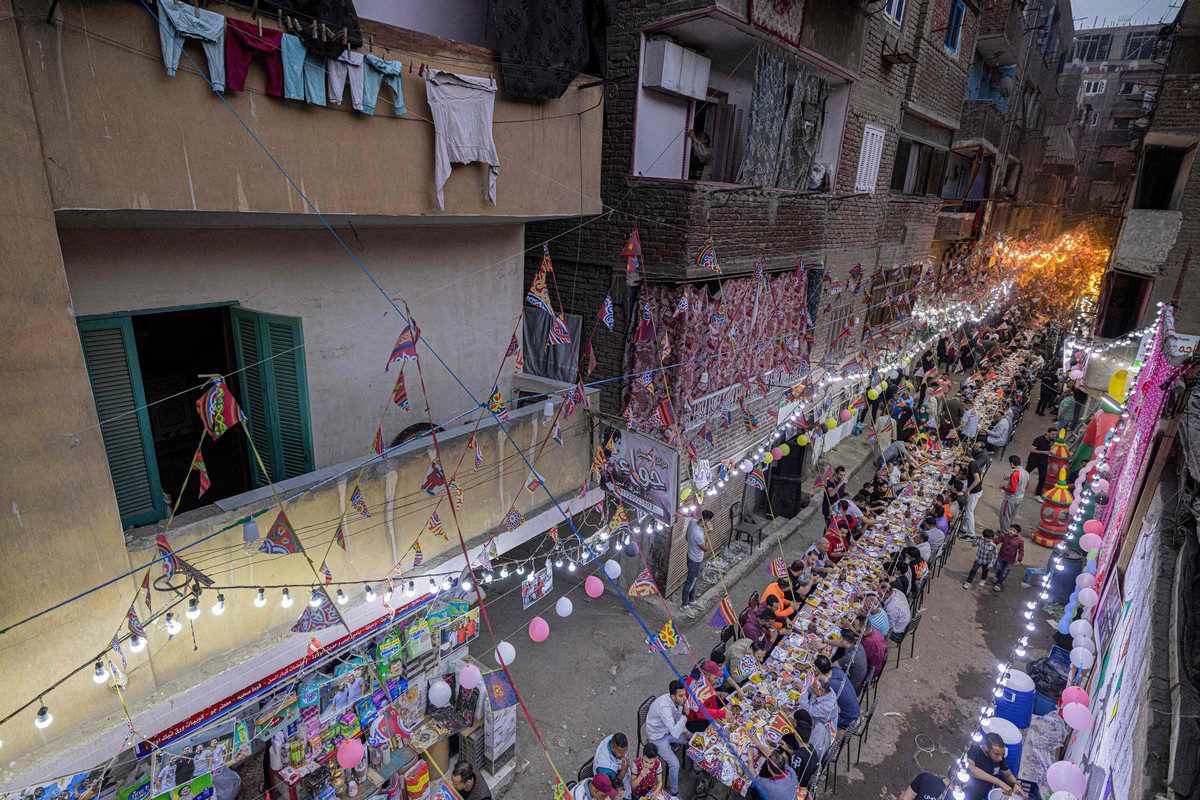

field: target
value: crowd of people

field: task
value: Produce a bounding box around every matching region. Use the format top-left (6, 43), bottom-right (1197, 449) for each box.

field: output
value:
top-left (572, 317), bottom-right (1060, 800)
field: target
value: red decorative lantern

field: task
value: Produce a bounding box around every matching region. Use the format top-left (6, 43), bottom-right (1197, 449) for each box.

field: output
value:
top-left (1047, 429), bottom-right (1071, 485)
top-left (1034, 467), bottom-right (1073, 547)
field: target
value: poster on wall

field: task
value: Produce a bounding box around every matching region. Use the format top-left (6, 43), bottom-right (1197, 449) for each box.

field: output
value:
top-left (598, 424), bottom-right (679, 526)
top-left (521, 567), bottom-right (553, 609)
top-left (1092, 571), bottom-right (1124, 657)
top-left (152, 775), bottom-right (214, 800)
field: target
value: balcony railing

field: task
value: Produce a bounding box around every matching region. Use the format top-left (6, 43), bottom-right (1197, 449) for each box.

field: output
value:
top-left (957, 100), bottom-right (1006, 151)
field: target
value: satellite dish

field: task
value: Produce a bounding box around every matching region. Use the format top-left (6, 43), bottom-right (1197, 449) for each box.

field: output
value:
top-left (1128, 59), bottom-right (1140, 70)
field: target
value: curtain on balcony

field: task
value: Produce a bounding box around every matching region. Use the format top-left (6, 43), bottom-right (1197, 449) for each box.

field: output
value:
top-left (489, 0), bottom-right (618, 99)
top-left (737, 48), bottom-right (788, 187)
top-left (776, 66), bottom-right (831, 191)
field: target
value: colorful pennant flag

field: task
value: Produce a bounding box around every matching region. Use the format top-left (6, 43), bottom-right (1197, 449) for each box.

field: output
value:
top-left (421, 460), bottom-right (446, 496)
top-left (196, 377), bottom-right (245, 440)
top-left (754, 259), bottom-right (768, 291)
top-left (647, 619), bottom-right (679, 652)
top-left (747, 467), bottom-right (766, 491)
top-left (191, 450), bottom-right (211, 496)
top-left (709, 595), bottom-right (737, 628)
top-left (259, 510), bottom-right (300, 555)
top-left (155, 534), bottom-right (180, 581)
top-left (584, 341), bottom-right (597, 376)
top-left (695, 239), bottom-right (720, 274)
top-left (525, 471), bottom-right (542, 493)
top-left (609, 504), bottom-right (632, 537)
top-left (766, 554), bottom-right (785, 578)
top-left (392, 370), bottom-right (410, 410)
top-left (548, 314), bottom-right (572, 346)
top-left (292, 603), bottom-right (341, 633)
top-left (412, 537), bottom-right (424, 567)
top-left (448, 481), bottom-right (464, 510)
top-left (351, 484), bottom-right (370, 517)
top-left (600, 294), bottom-right (615, 331)
top-left (488, 385), bottom-right (509, 421)
top-left (636, 302), bottom-right (656, 343)
top-left (468, 433), bottom-right (484, 471)
top-left (552, 422), bottom-right (563, 446)
top-left (127, 606), bottom-right (146, 638)
top-left (335, 521), bottom-right (346, 550)
top-left (504, 509), bottom-right (525, 531)
top-left (526, 245), bottom-right (555, 314)
top-left (621, 228), bottom-right (643, 279)
top-left (561, 385), bottom-right (584, 418)
top-left (427, 512), bottom-right (447, 540)
top-left (629, 569), bottom-right (659, 597)
top-left (673, 294), bottom-right (690, 317)
top-left (385, 323), bottom-right (420, 370)
top-left (373, 426), bottom-right (384, 456)
top-left (320, 561), bottom-right (333, 585)
top-left (660, 332), bottom-right (672, 360)
top-left (656, 397), bottom-right (676, 428)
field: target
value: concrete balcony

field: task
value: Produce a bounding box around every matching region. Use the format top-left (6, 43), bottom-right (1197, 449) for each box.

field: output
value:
top-left (1113, 208), bottom-right (1183, 276)
top-left (976, 0), bottom-right (1025, 64)
top-left (956, 100), bottom-right (1005, 154)
top-left (934, 209), bottom-right (977, 241)
top-left (22, 0), bottom-right (602, 223)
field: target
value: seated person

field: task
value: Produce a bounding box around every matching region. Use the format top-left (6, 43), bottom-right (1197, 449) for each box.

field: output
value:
top-left (628, 743), bottom-right (675, 800)
top-left (779, 710), bottom-right (821, 787)
top-left (750, 749), bottom-right (800, 800)
top-left (761, 576), bottom-right (797, 626)
top-left (593, 732), bottom-right (630, 796)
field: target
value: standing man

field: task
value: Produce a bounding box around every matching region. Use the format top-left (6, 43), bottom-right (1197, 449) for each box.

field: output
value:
top-left (681, 509), bottom-right (712, 615)
top-left (822, 466), bottom-right (847, 526)
top-left (1036, 366), bottom-right (1058, 416)
top-left (1025, 426), bottom-right (1055, 496)
top-left (964, 442), bottom-right (987, 540)
top-left (993, 524), bottom-right (1025, 591)
top-left (644, 681), bottom-right (689, 797)
top-left (959, 399), bottom-right (980, 442)
top-left (998, 455), bottom-right (1030, 533)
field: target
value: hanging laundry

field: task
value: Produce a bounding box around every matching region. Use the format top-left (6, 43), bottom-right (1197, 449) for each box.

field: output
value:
top-left (225, 19), bottom-right (284, 97)
top-left (426, 69), bottom-right (499, 211)
top-left (363, 55), bottom-right (406, 116)
top-left (328, 49), bottom-right (365, 111)
top-left (156, 0), bottom-right (226, 92)
top-left (281, 34), bottom-right (326, 105)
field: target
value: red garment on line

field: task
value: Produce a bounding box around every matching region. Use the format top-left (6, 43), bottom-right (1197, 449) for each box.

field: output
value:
top-left (225, 18), bottom-right (283, 96)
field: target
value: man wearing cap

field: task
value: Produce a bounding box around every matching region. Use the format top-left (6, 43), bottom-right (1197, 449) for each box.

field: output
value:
top-left (644, 680), bottom-right (689, 797)
top-left (571, 773), bottom-right (618, 800)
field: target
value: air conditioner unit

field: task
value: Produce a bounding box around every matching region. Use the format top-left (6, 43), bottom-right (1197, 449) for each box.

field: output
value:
top-left (642, 39), bottom-right (711, 101)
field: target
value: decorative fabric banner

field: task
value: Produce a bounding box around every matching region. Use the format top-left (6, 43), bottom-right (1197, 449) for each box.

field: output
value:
top-left (636, 302), bottom-right (656, 343)
top-left (259, 510), bottom-right (300, 555)
top-left (695, 240), bottom-right (720, 274)
top-left (421, 461), bottom-right (446, 496)
top-left (412, 537), bottom-right (424, 567)
top-left (646, 620), bottom-right (679, 652)
top-left (392, 370), bottom-right (410, 410)
top-left (747, 467), bottom-right (766, 491)
top-left (196, 377), bottom-right (245, 440)
top-left (488, 386), bottom-right (509, 421)
top-left (629, 569), bottom-right (659, 597)
top-left (609, 504), bottom-right (632, 537)
top-left (548, 314), bottom-right (572, 346)
top-left (467, 433), bottom-right (484, 472)
top-left (191, 450), bottom-right (211, 496)
top-left (127, 606), bottom-right (146, 638)
top-left (320, 561), bottom-right (333, 585)
top-left (386, 322), bottom-right (420, 370)
top-left (552, 423), bottom-right (563, 446)
top-left (427, 512), bottom-right (447, 540)
top-left (373, 426), bottom-right (384, 456)
top-left (525, 471), bottom-right (542, 493)
top-left (292, 602), bottom-right (341, 632)
top-left (504, 509), bottom-right (525, 531)
top-left (335, 522), bottom-right (346, 550)
top-left (526, 245), bottom-right (554, 315)
top-left (709, 595), bottom-right (737, 628)
top-left (561, 385), bottom-right (584, 418)
top-left (766, 554), bottom-right (785, 578)
top-left (448, 481), bottom-right (463, 510)
top-left (600, 294), bottom-right (615, 331)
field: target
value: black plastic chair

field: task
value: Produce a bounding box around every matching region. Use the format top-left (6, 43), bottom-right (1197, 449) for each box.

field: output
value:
top-left (846, 705), bottom-right (876, 767)
top-left (576, 756), bottom-right (595, 784)
top-left (821, 731), bottom-right (847, 794)
top-left (636, 694), bottom-right (655, 755)
top-left (893, 611), bottom-right (924, 668)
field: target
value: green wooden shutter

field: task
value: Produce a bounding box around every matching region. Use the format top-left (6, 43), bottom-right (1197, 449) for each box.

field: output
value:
top-left (230, 308), bottom-right (314, 485)
top-left (78, 317), bottom-right (166, 527)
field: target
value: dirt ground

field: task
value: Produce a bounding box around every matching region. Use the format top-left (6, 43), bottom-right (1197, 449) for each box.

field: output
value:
top-left (470, 395), bottom-right (1060, 800)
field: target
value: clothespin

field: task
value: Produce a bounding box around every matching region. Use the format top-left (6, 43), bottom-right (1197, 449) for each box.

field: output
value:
top-left (276, 8), bottom-right (282, 27)
top-left (191, 0), bottom-right (199, 18)
top-left (340, 27), bottom-right (348, 46)
top-left (368, 34), bottom-right (374, 53)
top-left (252, 0), bottom-right (261, 36)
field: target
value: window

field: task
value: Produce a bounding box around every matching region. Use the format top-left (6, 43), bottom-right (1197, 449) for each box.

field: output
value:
top-left (1083, 79), bottom-right (1107, 95)
top-left (890, 137), bottom-right (947, 195)
top-left (1123, 30), bottom-right (1156, 61)
top-left (1121, 81), bottom-right (1139, 94)
top-left (944, 0), bottom-right (966, 54)
top-left (884, 0), bottom-right (905, 25)
top-left (1134, 144), bottom-right (1191, 210)
top-left (79, 306), bottom-right (313, 527)
top-left (855, 124), bottom-right (886, 193)
top-left (1073, 33), bottom-right (1113, 63)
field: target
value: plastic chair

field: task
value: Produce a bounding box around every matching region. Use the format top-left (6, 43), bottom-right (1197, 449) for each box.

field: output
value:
top-left (843, 707), bottom-right (874, 768)
top-left (893, 612), bottom-right (923, 668)
top-left (821, 731), bottom-right (847, 794)
top-left (636, 694), bottom-right (655, 755)
top-left (576, 757), bottom-right (595, 784)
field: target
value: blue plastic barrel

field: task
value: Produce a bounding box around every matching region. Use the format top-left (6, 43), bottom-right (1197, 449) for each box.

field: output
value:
top-left (982, 717), bottom-right (1023, 774)
top-left (995, 670), bottom-right (1036, 729)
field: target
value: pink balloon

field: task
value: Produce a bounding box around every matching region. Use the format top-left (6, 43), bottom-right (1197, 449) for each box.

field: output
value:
top-left (528, 615), bottom-right (550, 643)
top-left (585, 576), bottom-right (604, 598)
top-left (458, 663), bottom-right (482, 690)
top-left (840, 409), bottom-right (853, 421)
top-left (771, 447), bottom-right (783, 460)
top-left (1062, 702), bottom-right (1093, 731)
top-left (1046, 762), bottom-right (1085, 795)
top-left (1082, 520), bottom-right (1103, 536)
top-left (1062, 686), bottom-right (1090, 707)
top-left (1094, 478), bottom-right (1110, 493)
top-left (337, 738), bottom-right (365, 769)
top-left (1079, 533), bottom-right (1103, 552)
top-left (1069, 369), bottom-right (1083, 380)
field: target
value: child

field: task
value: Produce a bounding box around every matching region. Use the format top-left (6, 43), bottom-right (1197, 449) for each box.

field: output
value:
top-left (963, 529), bottom-right (998, 589)
top-left (993, 524), bottom-right (1025, 591)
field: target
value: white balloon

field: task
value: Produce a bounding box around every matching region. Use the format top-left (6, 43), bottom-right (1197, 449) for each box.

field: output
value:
top-left (1069, 619), bottom-right (1093, 639)
top-left (1072, 637), bottom-right (1096, 653)
top-left (428, 679), bottom-right (452, 708)
top-left (1074, 574), bottom-right (1095, 590)
top-left (604, 559), bottom-right (622, 580)
top-left (1079, 587), bottom-right (1100, 607)
top-left (1070, 646), bottom-right (1095, 669)
top-left (1050, 792), bottom-right (1079, 800)
top-left (555, 596), bottom-right (574, 617)
top-left (495, 640), bottom-right (517, 667)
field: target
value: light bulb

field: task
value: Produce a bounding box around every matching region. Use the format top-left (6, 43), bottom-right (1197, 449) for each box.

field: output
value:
top-left (93, 661), bottom-right (109, 684)
top-left (555, 557), bottom-right (564, 568)
top-left (428, 577), bottom-right (437, 592)
top-left (336, 589), bottom-right (347, 605)
top-left (34, 706), bottom-right (52, 729)
top-left (165, 613), bottom-right (182, 635)
top-left (463, 579), bottom-right (473, 592)
top-left (956, 769), bottom-right (970, 784)
top-left (280, 589), bottom-right (293, 608)
top-left (310, 588), bottom-right (323, 607)
top-left (365, 585), bottom-right (377, 602)
top-left (971, 731), bottom-right (982, 743)
top-left (255, 588), bottom-right (267, 607)
top-left (568, 560), bottom-right (577, 572)
top-left (500, 566), bottom-right (510, 579)
top-left (517, 563), bottom-right (527, 575)
top-left (186, 598), bottom-right (200, 620)
top-left (384, 586), bottom-right (393, 604)
top-left (407, 580), bottom-right (417, 596)
top-left (129, 635), bottom-right (146, 653)
top-left (212, 594), bottom-right (226, 616)
top-left (441, 577), bottom-right (452, 591)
